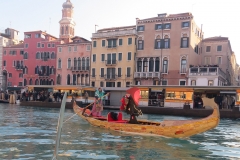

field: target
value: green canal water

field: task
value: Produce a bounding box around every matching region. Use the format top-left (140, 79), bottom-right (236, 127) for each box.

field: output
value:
top-left (0, 103), bottom-right (239, 160)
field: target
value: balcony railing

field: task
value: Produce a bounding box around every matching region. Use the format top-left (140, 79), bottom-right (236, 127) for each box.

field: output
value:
top-left (180, 68), bottom-right (187, 74)
top-left (38, 73), bottom-right (50, 77)
top-left (105, 60), bottom-right (117, 66)
top-left (71, 66), bottom-right (90, 71)
top-left (92, 29), bottom-right (136, 38)
top-left (189, 67), bottom-right (226, 79)
top-left (15, 65), bottom-right (24, 70)
top-left (134, 72), bottom-right (160, 78)
top-left (107, 45), bottom-right (117, 48)
top-left (104, 74), bottom-right (117, 80)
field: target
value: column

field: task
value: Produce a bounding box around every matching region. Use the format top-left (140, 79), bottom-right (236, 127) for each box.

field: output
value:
top-left (153, 58), bottom-right (156, 72)
top-left (147, 58), bottom-right (150, 72)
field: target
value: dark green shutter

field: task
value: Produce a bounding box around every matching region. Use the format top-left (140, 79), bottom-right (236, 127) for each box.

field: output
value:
top-left (168, 39), bottom-right (170, 48)
top-left (187, 37), bottom-right (189, 48)
top-left (181, 38), bottom-right (183, 48)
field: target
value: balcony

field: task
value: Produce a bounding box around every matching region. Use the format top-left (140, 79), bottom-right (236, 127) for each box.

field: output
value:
top-left (15, 65), bottom-right (24, 70)
top-left (38, 73), bottom-right (50, 78)
top-left (92, 29), bottom-right (137, 38)
top-left (104, 74), bottom-right (117, 80)
top-left (107, 45), bottom-right (117, 49)
top-left (105, 60), bottom-right (117, 66)
top-left (134, 72), bottom-right (160, 78)
top-left (180, 68), bottom-right (187, 74)
top-left (71, 66), bottom-right (90, 71)
top-left (189, 66), bottom-right (226, 79)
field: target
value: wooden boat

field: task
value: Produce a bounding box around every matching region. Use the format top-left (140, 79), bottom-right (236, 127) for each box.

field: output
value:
top-left (73, 96), bottom-right (220, 138)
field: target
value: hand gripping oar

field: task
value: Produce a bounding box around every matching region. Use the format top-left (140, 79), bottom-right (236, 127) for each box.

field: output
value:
top-left (82, 92), bottom-right (109, 116)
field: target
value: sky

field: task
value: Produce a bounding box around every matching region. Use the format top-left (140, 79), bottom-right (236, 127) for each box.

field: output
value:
top-left (1, 0), bottom-right (240, 63)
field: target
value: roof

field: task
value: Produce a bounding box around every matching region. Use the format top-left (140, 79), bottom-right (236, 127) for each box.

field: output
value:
top-left (97, 25), bottom-right (136, 32)
top-left (202, 36), bottom-right (228, 42)
top-left (24, 30), bottom-right (58, 39)
top-left (0, 33), bottom-right (10, 38)
top-left (4, 43), bottom-right (24, 49)
top-left (139, 12), bottom-right (192, 21)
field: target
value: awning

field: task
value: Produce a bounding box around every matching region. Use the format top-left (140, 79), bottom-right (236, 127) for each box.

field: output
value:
top-left (220, 91), bottom-right (236, 94)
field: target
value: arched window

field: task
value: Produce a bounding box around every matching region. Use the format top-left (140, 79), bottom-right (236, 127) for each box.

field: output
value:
top-left (143, 58), bottom-right (148, 72)
top-left (67, 74), bottom-right (70, 85)
top-left (68, 58), bottom-right (71, 69)
top-left (155, 35), bottom-right (161, 49)
top-left (24, 67), bottom-right (28, 74)
top-left (162, 57), bottom-right (168, 73)
top-left (51, 79), bottom-right (54, 85)
top-left (58, 58), bottom-right (61, 69)
top-left (29, 79), bottom-right (32, 85)
top-left (50, 66), bottom-right (54, 74)
top-left (36, 52), bottom-right (40, 59)
top-left (86, 58), bottom-right (90, 70)
top-left (24, 52), bottom-right (28, 59)
top-left (74, 58), bottom-right (77, 69)
top-left (57, 74), bottom-right (61, 85)
top-left (137, 58), bottom-right (142, 72)
top-left (82, 57), bottom-right (85, 70)
top-left (40, 79), bottom-right (42, 85)
top-left (42, 79), bottom-right (46, 85)
top-left (35, 79), bottom-right (39, 85)
top-left (181, 57), bottom-right (187, 73)
top-left (155, 58), bottom-right (160, 72)
top-left (164, 35), bottom-right (170, 48)
top-left (149, 58), bottom-right (154, 72)
top-left (24, 79), bottom-right (27, 86)
top-left (46, 79), bottom-right (49, 85)
top-left (78, 58), bottom-right (81, 70)
top-left (51, 52), bottom-right (55, 59)
top-left (66, 26), bottom-right (68, 34)
top-left (35, 66), bottom-right (39, 74)
top-left (73, 74), bottom-right (76, 85)
top-left (61, 26), bottom-right (64, 35)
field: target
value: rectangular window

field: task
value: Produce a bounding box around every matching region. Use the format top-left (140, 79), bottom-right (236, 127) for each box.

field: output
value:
top-left (106, 82), bottom-right (115, 87)
top-left (127, 52), bottom-right (131, 60)
top-left (191, 80), bottom-right (196, 86)
top-left (155, 24), bottom-right (162, 30)
top-left (106, 68), bottom-right (116, 79)
top-left (164, 38), bottom-right (170, 48)
top-left (138, 40), bottom-right (144, 50)
top-left (74, 46), bottom-right (77, 52)
top-left (13, 61), bottom-right (16, 66)
top-left (48, 43), bottom-right (51, 48)
top-left (181, 37), bottom-right (189, 48)
top-left (92, 68), bottom-right (95, 77)
top-left (118, 53), bottom-right (122, 61)
top-left (126, 82), bottom-right (130, 87)
top-left (25, 43), bottom-right (29, 48)
top-left (216, 57), bottom-right (222, 65)
top-left (206, 46), bottom-right (211, 52)
top-left (92, 54), bottom-right (96, 62)
top-left (128, 38), bottom-right (132, 45)
top-left (205, 57), bottom-right (211, 65)
top-left (118, 68), bottom-right (121, 77)
top-left (18, 82), bottom-right (23, 86)
top-left (208, 80), bottom-right (214, 86)
top-left (52, 43), bottom-right (55, 48)
top-left (93, 41), bottom-right (97, 47)
top-left (37, 43), bottom-right (41, 48)
top-left (100, 81), bottom-right (104, 87)
top-left (24, 34), bottom-right (31, 38)
top-left (3, 60), bottom-right (6, 66)
top-left (91, 81), bottom-right (95, 87)
top-left (35, 34), bottom-right (40, 38)
top-left (162, 80), bottom-right (167, 85)
top-left (100, 68), bottom-right (104, 77)
top-left (68, 46), bottom-right (71, 52)
top-left (127, 67), bottom-right (131, 77)
top-left (86, 45), bottom-right (91, 51)
top-left (179, 80), bottom-right (186, 86)
top-left (164, 23), bottom-right (171, 29)
top-left (102, 40), bottom-right (105, 47)
top-left (4, 50), bottom-right (6, 55)
top-left (101, 54), bottom-right (105, 62)
top-left (217, 45), bottom-right (222, 51)
top-left (58, 47), bottom-right (62, 52)
top-left (137, 26), bottom-right (145, 31)
top-left (182, 21), bottom-right (189, 28)
top-left (107, 39), bottom-right (117, 48)
top-left (41, 43), bottom-right (44, 48)
top-left (8, 82), bottom-right (12, 87)
top-left (9, 73), bottom-right (12, 77)
top-left (117, 82), bottom-right (121, 87)
top-left (119, 39), bottom-right (123, 46)
top-left (19, 73), bottom-right (23, 78)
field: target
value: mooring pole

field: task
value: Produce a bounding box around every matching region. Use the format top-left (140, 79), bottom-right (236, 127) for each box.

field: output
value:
top-left (52, 92), bottom-right (67, 160)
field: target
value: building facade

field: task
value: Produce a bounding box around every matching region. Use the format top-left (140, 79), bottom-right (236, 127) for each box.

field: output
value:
top-left (134, 13), bottom-right (203, 86)
top-left (91, 25), bottom-right (137, 88)
top-left (56, 36), bottom-right (91, 85)
top-left (23, 30), bottom-right (60, 86)
top-left (2, 43), bottom-right (24, 88)
top-left (188, 37), bottom-right (235, 86)
top-left (0, 28), bottom-right (20, 90)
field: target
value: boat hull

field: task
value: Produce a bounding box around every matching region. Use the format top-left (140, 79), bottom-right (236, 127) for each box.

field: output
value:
top-left (73, 97), bottom-right (220, 138)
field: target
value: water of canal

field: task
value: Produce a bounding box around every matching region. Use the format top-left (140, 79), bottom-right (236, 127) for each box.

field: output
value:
top-left (0, 103), bottom-right (239, 160)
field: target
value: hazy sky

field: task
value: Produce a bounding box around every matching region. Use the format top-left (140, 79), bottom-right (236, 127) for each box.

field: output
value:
top-left (1, 0), bottom-right (239, 63)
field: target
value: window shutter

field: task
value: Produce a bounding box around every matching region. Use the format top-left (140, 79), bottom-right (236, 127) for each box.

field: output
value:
top-left (168, 39), bottom-right (170, 48)
top-left (155, 40), bottom-right (157, 49)
top-left (187, 37), bottom-right (189, 48)
top-left (142, 41), bottom-right (144, 50)
top-left (169, 24), bottom-right (171, 29)
top-left (161, 39), bottom-right (164, 49)
top-left (180, 38), bottom-right (183, 48)
top-left (155, 24), bottom-right (158, 30)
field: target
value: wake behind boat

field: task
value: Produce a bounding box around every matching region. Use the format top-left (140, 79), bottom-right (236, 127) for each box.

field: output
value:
top-left (73, 94), bottom-right (220, 138)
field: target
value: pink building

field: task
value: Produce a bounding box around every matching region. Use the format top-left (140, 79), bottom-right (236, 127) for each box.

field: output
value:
top-left (23, 31), bottom-right (60, 86)
top-left (2, 43), bottom-right (24, 87)
top-left (56, 36), bottom-right (91, 85)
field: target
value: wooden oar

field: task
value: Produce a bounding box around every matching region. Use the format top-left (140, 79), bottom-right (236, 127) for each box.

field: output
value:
top-left (82, 92), bottom-right (109, 115)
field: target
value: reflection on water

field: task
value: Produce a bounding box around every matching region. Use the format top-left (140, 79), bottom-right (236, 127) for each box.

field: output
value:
top-left (0, 104), bottom-right (239, 160)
